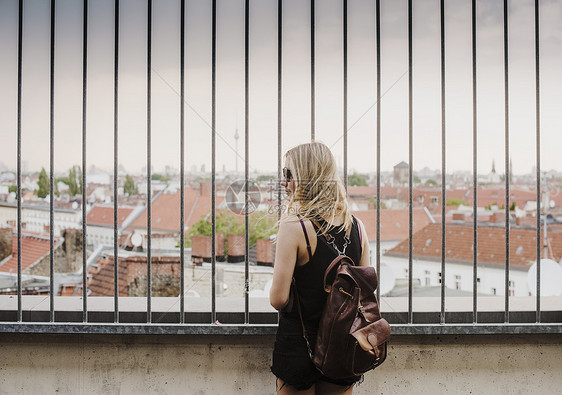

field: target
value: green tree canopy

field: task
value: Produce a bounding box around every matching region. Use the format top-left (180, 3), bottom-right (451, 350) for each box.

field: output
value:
top-left (348, 172), bottom-right (368, 186)
top-left (56, 166), bottom-right (82, 196)
top-left (124, 174), bottom-right (138, 196)
top-left (446, 199), bottom-right (466, 207)
top-left (151, 173), bottom-right (170, 182)
top-left (37, 168), bottom-right (50, 198)
top-left (185, 209), bottom-right (277, 248)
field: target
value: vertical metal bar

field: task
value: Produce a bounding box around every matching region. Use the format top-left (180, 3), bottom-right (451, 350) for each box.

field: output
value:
top-left (440, 0), bottom-right (446, 325)
top-left (17, 0), bottom-right (23, 323)
top-left (49, 0), bottom-right (56, 322)
top-left (147, 0), bottom-right (152, 323)
top-left (472, 0), bottom-right (478, 324)
top-left (375, 0), bottom-right (381, 303)
top-left (343, 0), bottom-right (347, 189)
top-left (407, 0), bottom-right (413, 324)
top-left (113, 0), bottom-right (119, 323)
top-left (503, 0), bottom-right (510, 323)
top-left (244, 0), bottom-right (250, 325)
top-left (310, 0), bottom-right (315, 141)
top-left (277, 0), bottom-right (282, 224)
top-left (535, 0), bottom-right (541, 323)
top-left (82, 0), bottom-right (88, 323)
top-left (180, 0), bottom-right (185, 324)
top-left (211, 0), bottom-right (217, 324)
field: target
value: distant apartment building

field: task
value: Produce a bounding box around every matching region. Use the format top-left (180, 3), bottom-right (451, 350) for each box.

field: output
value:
top-left (0, 202), bottom-right (81, 236)
top-left (393, 161), bottom-right (409, 185)
top-left (86, 204), bottom-right (143, 248)
top-left (384, 222), bottom-right (562, 297)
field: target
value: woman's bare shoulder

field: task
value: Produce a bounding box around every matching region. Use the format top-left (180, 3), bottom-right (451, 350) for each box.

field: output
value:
top-left (277, 213), bottom-right (304, 235)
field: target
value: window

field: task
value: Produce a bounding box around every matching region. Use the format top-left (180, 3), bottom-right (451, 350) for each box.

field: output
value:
top-left (455, 275), bottom-right (461, 290)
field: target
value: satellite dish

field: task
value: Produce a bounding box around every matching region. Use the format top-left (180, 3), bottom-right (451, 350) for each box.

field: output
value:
top-left (264, 279), bottom-right (273, 295)
top-left (527, 259), bottom-right (562, 296)
top-left (378, 262), bottom-right (396, 296)
top-left (185, 290), bottom-right (200, 297)
top-left (131, 232), bottom-right (142, 248)
top-left (249, 289), bottom-right (267, 297)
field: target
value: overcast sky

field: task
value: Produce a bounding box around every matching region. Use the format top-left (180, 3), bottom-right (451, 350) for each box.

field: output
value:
top-left (1, 0), bottom-right (561, 176)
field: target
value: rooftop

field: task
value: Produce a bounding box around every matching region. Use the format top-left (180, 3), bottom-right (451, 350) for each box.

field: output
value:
top-left (386, 222), bottom-right (562, 269)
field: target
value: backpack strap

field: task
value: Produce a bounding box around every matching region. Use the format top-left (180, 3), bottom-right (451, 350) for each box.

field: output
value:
top-left (323, 255), bottom-right (355, 293)
top-left (291, 278), bottom-right (314, 360)
top-left (297, 215), bottom-right (313, 261)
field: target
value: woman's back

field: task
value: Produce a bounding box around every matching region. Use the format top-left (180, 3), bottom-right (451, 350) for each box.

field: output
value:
top-left (281, 215), bottom-right (362, 328)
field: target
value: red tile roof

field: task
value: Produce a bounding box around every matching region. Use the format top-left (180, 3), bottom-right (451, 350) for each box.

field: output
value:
top-left (62, 255), bottom-right (183, 297)
top-left (347, 186), bottom-right (409, 200)
top-left (0, 232), bottom-right (60, 273)
top-left (87, 256), bottom-right (128, 297)
top-left (86, 205), bottom-right (135, 228)
top-left (386, 222), bottom-right (562, 268)
top-left (353, 208), bottom-right (433, 242)
top-left (127, 187), bottom-right (225, 233)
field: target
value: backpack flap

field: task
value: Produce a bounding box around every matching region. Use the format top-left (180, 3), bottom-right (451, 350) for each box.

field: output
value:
top-left (351, 318), bottom-right (391, 357)
top-left (343, 265), bottom-right (378, 298)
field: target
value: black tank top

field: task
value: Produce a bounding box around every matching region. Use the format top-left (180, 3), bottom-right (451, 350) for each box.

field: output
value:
top-left (281, 215), bottom-right (363, 329)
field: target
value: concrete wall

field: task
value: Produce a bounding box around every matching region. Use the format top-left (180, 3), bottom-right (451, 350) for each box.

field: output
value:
top-left (1, 333), bottom-right (561, 394)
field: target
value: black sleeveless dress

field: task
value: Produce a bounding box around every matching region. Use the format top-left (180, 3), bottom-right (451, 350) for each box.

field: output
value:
top-left (270, 215), bottom-right (363, 390)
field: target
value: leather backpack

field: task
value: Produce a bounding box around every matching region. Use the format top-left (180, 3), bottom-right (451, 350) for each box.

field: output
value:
top-left (293, 216), bottom-right (391, 379)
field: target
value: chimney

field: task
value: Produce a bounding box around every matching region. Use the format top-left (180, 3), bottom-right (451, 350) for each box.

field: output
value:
top-left (490, 212), bottom-right (506, 224)
top-left (452, 213), bottom-right (465, 222)
top-left (61, 229), bottom-right (83, 273)
top-left (200, 182), bottom-right (212, 197)
top-left (0, 228), bottom-right (12, 261)
top-left (227, 234), bottom-right (245, 263)
top-left (256, 238), bottom-right (275, 267)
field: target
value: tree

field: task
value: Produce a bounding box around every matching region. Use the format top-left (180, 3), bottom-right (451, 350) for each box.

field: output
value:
top-left (369, 197), bottom-right (387, 209)
top-left (446, 199), bottom-right (466, 207)
top-left (56, 166), bottom-right (82, 196)
top-left (124, 174), bottom-right (138, 196)
top-left (185, 209), bottom-right (277, 248)
top-left (37, 168), bottom-right (50, 198)
top-left (67, 166), bottom-right (81, 196)
top-left (256, 174), bottom-right (275, 182)
top-left (151, 173), bottom-right (170, 182)
top-left (425, 179), bottom-right (438, 186)
top-left (348, 172), bottom-right (368, 186)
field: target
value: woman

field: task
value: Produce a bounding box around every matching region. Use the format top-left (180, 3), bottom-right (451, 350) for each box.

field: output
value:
top-left (269, 142), bottom-right (370, 394)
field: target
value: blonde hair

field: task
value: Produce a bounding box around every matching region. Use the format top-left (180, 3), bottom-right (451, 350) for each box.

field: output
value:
top-left (283, 141), bottom-right (352, 236)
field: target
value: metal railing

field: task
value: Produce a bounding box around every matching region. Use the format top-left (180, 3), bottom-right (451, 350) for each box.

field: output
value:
top-left (1, 0), bottom-right (560, 336)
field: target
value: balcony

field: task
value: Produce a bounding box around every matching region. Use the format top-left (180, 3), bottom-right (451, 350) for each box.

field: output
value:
top-left (0, 0), bottom-right (561, 392)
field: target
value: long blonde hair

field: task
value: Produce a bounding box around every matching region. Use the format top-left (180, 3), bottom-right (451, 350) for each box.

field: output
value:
top-left (283, 141), bottom-right (352, 236)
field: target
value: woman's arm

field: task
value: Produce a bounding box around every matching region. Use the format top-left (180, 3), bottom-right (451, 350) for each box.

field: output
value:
top-left (356, 217), bottom-right (371, 267)
top-left (269, 218), bottom-right (300, 310)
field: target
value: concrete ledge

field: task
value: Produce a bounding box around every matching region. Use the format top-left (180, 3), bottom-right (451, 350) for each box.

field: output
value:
top-left (1, 332), bottom-right (561, 394)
